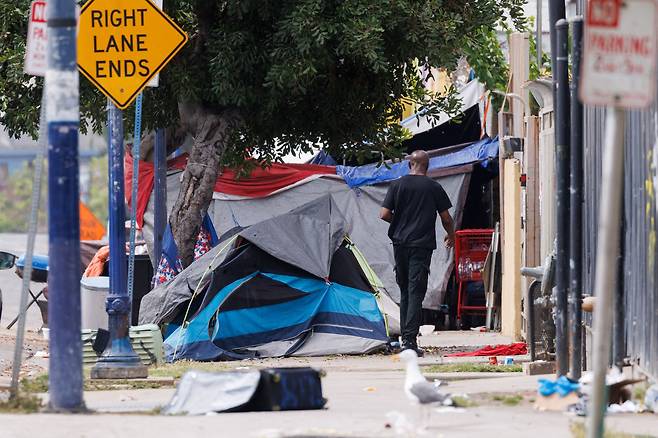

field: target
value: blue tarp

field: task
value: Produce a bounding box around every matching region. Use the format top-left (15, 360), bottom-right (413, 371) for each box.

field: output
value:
top-left (335, 136), bottom-right (499, 188)
top-left (309, 150), bottom-right (338, 166)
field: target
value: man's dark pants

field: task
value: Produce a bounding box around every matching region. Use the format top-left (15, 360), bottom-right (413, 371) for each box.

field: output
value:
top-left (393, 245), bottom-right (433, 347)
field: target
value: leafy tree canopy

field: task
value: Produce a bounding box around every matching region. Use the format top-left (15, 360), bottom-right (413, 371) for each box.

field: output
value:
top-left (2, 0), bottom-right (525, 164)
top-left (1, 0), bottom-right (526, 265)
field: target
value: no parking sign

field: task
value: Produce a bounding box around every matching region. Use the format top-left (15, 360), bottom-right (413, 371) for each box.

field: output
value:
top-left (580, 0), bottom-right (657, 108)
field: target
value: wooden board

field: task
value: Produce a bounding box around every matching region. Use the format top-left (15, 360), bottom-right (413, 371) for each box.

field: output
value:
top-left (502, 158), bottom-right (522, 340)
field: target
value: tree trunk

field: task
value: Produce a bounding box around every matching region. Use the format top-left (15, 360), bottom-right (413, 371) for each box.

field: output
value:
top-left (169, 107), bottom-right (241, 267)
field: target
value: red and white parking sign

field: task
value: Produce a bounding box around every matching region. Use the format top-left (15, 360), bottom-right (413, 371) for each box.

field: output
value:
top-left (24, 0), bottom-right (47, 76)
top-left (580, 0), bottom-right (657, 108)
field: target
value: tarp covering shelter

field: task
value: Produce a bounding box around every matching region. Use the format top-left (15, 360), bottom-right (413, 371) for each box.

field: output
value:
top-left (152, 196), bottom-right (391, 361)
top-left (137, 137), bottom-right (499, 313)
top-left (400, 79), bottom-right (487, 153)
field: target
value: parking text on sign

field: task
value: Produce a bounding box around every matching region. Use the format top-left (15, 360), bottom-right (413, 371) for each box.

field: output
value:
top-left (580, 0), bottom-right (657, 108)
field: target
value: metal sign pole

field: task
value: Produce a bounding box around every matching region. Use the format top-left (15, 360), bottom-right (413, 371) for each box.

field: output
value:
top-left (10, 97), bottom-right (47, 400)
top-left (153, 128), bottom-right (167, 270)
top-left (554, 18), bottom-right (572, 377)
top-left (45, 0), bottom-right (84, 411)
top-left (569, 16), bottom-right (584, 380)
top-left (586, 107), bottom-right (625, 438)
top-left (90, 100), bottom-right (147, 379)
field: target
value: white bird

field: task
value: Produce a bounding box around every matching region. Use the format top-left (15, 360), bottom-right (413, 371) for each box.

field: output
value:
top-left (396, 349), bottom-right (451, 430)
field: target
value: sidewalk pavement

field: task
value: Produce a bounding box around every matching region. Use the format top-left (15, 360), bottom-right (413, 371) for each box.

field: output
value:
top-left (1, 329), bottom-right (655, 437)
top-left (7, 370), bottom-right (657, 438)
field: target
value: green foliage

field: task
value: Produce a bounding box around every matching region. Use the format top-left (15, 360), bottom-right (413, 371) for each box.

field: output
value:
top-left (87, 154), bottom-right (108, 225)
top-left (491, 393), bottom-right (524, 406)
top-left (0, 162), bottom-right (47, 233)
top-left (0, 392), bottom-right (43, 413)
top-left (1, 0), bottom-right (526, 164)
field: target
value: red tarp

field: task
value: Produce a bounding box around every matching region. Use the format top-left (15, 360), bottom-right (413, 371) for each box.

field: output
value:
top-left (445, 342), bottom-right (528, 357)
top-left (125, 152), bottom-right (155, 228)
top-left (124, 154), bottom-right (336, 226)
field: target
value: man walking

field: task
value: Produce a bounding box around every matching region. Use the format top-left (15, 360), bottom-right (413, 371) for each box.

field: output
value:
top-left (380, 150), bottom-right (455, 356)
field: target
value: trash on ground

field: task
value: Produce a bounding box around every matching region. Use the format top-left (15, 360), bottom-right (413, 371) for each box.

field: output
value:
top-left (164, 370), bottom-right (261, 415)
top-left (580, 368), bottom-right (644, 405)
top-left (608, 400), bottom-right (639, 414)
top-left (538, 375), bottom-right (580, 398)
top-left (164, 367), bottom-right (326, 415)
top-left (535, 391), bottom-right (580, 412)
top-left (644, 384), bottom-right (658, 414)
top-left (446, 342), bottom-right (527, 357)
top-left (535, 376), bottom-right (580, 412)
top-left (418, 325), bottom-right (434, 336)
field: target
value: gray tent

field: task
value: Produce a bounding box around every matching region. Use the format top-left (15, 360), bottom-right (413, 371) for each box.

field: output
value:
top-left (140, 195), bottom-right (401, 337)
top-left (141, 195), bottom-right (395, 360)
top-left (141, 167), bottom-right (470, 312)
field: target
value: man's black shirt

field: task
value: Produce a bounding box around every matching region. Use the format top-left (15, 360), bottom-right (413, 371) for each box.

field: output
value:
top-left (382, 175), bottom-right (452, 249)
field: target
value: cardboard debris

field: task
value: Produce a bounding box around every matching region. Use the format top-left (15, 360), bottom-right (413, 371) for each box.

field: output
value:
top-left (534, 392), bottom-right (580, 412)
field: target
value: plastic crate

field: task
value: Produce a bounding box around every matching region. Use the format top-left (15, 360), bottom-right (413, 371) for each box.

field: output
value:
top-left (454, 229), bottom-right (494, 322)
top-left (455, 230), bottom-right (493, 282)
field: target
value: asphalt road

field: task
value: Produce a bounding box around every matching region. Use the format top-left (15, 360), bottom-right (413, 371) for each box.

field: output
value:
top-left (0, 233), bottom-right (49, 331)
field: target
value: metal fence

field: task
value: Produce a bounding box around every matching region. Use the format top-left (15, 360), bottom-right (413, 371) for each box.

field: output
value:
top-left (583, 99), bottom-right (658, 380)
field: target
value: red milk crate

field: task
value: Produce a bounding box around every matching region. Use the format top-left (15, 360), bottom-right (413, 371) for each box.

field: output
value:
top-left (454, 229), bottom-right (494, 321)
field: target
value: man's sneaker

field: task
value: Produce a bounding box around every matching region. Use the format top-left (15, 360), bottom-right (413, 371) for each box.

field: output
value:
top-left (401, 342), bottom-right (424, 357)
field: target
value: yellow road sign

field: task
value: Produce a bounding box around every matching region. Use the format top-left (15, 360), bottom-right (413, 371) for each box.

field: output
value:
top-left (78, 0), bottom-right (187, 109)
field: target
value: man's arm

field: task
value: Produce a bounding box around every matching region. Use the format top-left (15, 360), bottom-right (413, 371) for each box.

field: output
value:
top-left (439, 210), bottom-right (455, 248)
top-left (380, 207), bottom-right (393, 223)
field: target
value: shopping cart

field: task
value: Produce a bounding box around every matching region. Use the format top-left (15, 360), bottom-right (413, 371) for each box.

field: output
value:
top-left (454, 229), bottom-right (494, 325)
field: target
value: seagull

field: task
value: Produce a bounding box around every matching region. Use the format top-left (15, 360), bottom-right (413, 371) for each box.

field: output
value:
top-left (396, 349), bottom-right (451, 430)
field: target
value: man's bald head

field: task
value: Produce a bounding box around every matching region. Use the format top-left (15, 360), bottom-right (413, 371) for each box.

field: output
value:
top-left (409, 150), bottom-right (430, 175)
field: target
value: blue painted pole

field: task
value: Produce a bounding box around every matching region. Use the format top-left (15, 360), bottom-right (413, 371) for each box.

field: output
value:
top-left (46, 0), bottom-right (84, 411)
top-left (90, 101), bottom-right (147, 379)
top-left (153, 129), bottom-right (167, 270)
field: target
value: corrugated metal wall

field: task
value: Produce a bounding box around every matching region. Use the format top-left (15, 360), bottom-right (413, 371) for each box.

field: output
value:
top-left (583, 101), bottom-right (658, 380)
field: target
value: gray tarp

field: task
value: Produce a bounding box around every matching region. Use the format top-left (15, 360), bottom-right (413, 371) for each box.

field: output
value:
top-left (138, 234), bottom-right (234, 325)
top-left (143, 169), bottom-right (470, 310)
top-left (239, 195), bottom-right (349, 279)
top-left (164, 370), bottom-right (262, 415)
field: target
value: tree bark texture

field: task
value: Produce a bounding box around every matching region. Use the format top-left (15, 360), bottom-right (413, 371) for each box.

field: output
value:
top-left (169, 107), bottom-right (241, 267)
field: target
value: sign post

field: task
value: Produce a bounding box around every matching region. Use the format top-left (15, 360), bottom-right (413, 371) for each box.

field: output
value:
top-left (25, 0), bottom-right (48, 76)
top-left (580, 1), bottom-right (657, 436)
top-left (77, 0), bottom-right (187, 379)
top-left (45, 0), bottom-right (84, 410)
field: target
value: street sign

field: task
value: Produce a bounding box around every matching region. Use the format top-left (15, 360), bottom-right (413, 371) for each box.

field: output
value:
top-left (580, 0), bottom-right (657, 108)
top-left (145, 0), bottom-right (163, 88)
top-left (77, 0), bottom-right (188, 110)
top-left (24, 0), bottom-right (47, 76)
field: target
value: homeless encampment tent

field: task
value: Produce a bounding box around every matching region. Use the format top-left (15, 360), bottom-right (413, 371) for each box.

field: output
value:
top-left (135, 136), bottom-right (498, 317)
top-left (150, 195), bottom-right (393, 361)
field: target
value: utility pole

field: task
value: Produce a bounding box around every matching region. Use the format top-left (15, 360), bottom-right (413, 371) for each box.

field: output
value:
top-left (46, 0), bottom-right (84, 411)
top-left (554, 18), bottom-right (571, 377)
top-left (90, 102), bottom-right (147, 379)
